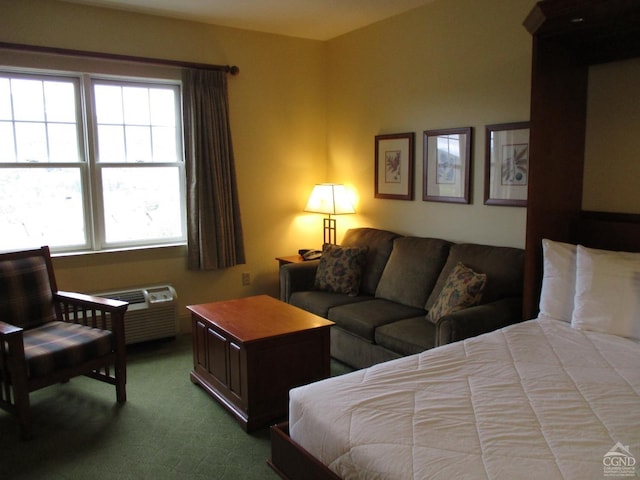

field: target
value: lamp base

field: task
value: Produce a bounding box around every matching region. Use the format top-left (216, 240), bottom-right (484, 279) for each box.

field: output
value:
top-left (323, 217), bottom-right (337, 245)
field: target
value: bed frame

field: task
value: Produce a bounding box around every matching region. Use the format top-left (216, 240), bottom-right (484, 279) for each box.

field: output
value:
top-left (268, 422), bottom-right (340, 480)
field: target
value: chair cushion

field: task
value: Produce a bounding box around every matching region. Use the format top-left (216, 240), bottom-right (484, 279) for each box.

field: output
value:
top-left (341, 228), bottom-right (401, 295)
top-left (314, 244), bottom-right (368, 295)
top-left (328, 299), bottom-right (426, 343)
top-left (427, 262), bottom-right (486, 324)
top-left (23, 321), bottom-right (114, 378)
top-left (0, 256), bottom-right (56, 329)
top-left (375, 237), bottom-right (452, 308)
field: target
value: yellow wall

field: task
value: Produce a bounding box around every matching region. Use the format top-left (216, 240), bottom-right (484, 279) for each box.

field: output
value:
top-left (1, 0), bottom-right (576, 332)
top-left (584, 58), bottom-right (640, 214)
top-left (0, 0), bottom-right (327, 330)
top-left (326, 0), bottom-right (537, 246)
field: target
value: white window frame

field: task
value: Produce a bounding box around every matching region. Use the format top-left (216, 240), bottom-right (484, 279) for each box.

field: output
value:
top-left (0, 60), bottom-right (187, 254)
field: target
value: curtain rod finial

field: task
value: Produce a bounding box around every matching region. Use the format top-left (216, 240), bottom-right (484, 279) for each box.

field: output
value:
top-left (229, 65), bottom-right (240, 75)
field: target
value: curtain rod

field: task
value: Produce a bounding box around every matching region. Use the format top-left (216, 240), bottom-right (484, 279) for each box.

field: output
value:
top-left (0, 41), bottom-right (240, 75)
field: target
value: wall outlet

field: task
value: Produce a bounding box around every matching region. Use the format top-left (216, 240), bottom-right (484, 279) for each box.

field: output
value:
top-left (242, 272), bottom-right (251, 286)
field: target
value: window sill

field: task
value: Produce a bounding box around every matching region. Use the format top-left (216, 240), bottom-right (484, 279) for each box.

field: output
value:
top-left (52, 243), bottom-right (187, 267)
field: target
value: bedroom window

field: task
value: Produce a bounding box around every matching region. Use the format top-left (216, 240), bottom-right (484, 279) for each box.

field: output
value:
top-left (0, 71), bottom-right (186, 253)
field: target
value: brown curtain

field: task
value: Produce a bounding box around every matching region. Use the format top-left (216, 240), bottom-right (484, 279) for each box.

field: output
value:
top-left (182, 69), bottom-right (245, 270)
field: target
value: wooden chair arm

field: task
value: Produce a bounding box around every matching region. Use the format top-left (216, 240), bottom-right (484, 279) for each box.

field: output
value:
top-left (55, 291), bottom-right (128, 313)
top-left (0, 320), bottom-right (27, 392)
top-left (53, 291), bottom-right (128, 347)
top-left (0, 319), bottom-right (24, 336)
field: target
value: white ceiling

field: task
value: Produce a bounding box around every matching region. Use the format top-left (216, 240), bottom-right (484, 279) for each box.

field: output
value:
top-left (59, 0), bottom-right (437, 41)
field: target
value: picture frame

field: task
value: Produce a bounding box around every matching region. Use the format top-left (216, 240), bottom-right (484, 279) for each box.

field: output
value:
top-left (423, 127), bottom-right (472, 204)
top-left (484, 122), bottom-right (530, 206)
top-left (374, 132), bottom-right (415, 200)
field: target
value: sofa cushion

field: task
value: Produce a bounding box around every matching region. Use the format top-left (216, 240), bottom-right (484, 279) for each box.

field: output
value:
top-left (375, 237), bottom-right (452, 308)
top-left (341, 228), bottom-right (401, 296)
top-left (426, 243), bottom-right (524, 310)
top-left (427, 262), bottom-right (486, 324)
top-left (374, 316), bottom-right (437, 356)
top-left (328, 299), bottom-right (426, 343)
top-left (314, 244), bottom-right (368, 295)
top-left (289, 291), bottom-right (372, 318)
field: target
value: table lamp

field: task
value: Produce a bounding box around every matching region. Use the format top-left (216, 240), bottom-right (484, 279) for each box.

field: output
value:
top-left (304, 183), bottom-right (355, 245)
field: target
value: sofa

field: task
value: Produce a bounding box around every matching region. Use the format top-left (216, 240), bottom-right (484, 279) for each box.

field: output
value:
top-left (280, 228), bottom-right (525, 369)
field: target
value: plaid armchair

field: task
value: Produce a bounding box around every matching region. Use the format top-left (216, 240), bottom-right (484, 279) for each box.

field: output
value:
top-left (0, 246), bottom-right (128, 439)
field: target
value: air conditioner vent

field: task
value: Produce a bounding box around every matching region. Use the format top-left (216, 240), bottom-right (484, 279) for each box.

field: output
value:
top-left (104, 290), bottom-right (146, 305)
top-left (94, 285), bottom-right (177, 344)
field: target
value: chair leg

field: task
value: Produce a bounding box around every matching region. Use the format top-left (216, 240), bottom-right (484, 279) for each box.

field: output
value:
top-left (14, 385), bottom-right (33, 440)
top-left (116, 378), bottom-right (126, 403)
top-left (5, 342), bottom-right (33, 439)
top-left (115, 362), bottom-right (126, 403)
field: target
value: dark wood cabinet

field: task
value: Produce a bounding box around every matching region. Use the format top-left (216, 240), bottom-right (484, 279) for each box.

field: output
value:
top-left (522, 0), bottom-right (640, 319)
top-left (188, 295), bottom-right (333, 431)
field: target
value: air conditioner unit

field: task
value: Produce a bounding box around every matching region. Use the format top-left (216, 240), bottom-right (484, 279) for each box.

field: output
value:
top-left (95, 285), bottom-right (178, 345)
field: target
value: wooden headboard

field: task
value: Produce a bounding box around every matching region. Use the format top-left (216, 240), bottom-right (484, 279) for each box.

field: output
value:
top-left (571, 211), bottom-right (640, 253)
top-left (522, 0), bottom-right (640, 319)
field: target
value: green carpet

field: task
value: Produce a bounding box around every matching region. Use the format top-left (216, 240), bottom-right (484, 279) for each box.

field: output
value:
top-left (0, 335), bottom-right (352, 479)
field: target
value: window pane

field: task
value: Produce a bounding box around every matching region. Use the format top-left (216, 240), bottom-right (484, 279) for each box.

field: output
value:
top-left (0, 122), bottom-right (16, 162)
top-left (123, 86), bottom-right (150, 125)
top-left (15, 122), bottom-right (47, 162)
top-left (48, 123), bottom-right (79, 162)
top-left (95, 82), bottom-right (180, 165)
top-left (12, 79), bottom-right (45, 121)
top-left (94, 84), bottom-right (124, 124)
top-left (0, 78), bottom-right (12, 120)
top-left (44, 81), bottom-right (76, 123)
top-left (97, 125), bottom-right (125, 162)
top-left (0, 168), bottom-right (85, 251)
top-left (125, 125), bottom-right (152, 162)
top-left (102, 166), bottom-right (183, 243)
top-left (152, 126), bottom-right (177, 162)
top-left (150, 89), bottom-right (176, 126)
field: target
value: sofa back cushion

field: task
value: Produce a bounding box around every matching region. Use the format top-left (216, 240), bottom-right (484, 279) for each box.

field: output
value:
top-left (375, 237), bottom-right (452, 309)
top-left (425, 243), bottom-right (525, 310)
top-left (314, 244), bottom-right (368, 296)
top-left (341, 228), bottom-right (401, 295)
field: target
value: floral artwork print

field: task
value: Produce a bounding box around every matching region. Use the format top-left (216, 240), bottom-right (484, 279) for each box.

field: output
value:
top-left (375, 132), bottom-right (414, 200)
top-left (501, 143), bottom-right (528, 185)
top-left (385, 150), bottom-right (401, 183)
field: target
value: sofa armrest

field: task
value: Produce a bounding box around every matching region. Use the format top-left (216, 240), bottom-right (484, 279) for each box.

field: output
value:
top-left (434, 297), bottom-right (523, 346)
top-left (279, 260), bottom-right (320, 302)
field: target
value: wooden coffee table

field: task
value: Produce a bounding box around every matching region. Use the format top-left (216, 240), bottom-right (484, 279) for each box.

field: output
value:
top-left (187, 295), bottom-right (334, 431)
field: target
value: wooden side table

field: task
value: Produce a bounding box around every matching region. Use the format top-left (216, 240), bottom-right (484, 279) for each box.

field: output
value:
top-left (275, 255), bottom-right (304, 267)
top-left (187, 295), bottom-right (334, 431)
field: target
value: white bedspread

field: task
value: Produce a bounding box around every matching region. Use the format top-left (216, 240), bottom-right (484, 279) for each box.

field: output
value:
top-left (289, 317), bottom-right (640, 479)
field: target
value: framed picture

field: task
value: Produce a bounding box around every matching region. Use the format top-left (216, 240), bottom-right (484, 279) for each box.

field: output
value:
top-left (484, 122), bottom-right (530, 206)
top-left (423, 127), bottom-right (472, 204)
top-left (374, 132), bottom-right (414, 200)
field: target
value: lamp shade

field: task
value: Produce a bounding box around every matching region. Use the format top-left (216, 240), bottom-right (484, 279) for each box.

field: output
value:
top-left (304, 184), bottom-right (355, 216)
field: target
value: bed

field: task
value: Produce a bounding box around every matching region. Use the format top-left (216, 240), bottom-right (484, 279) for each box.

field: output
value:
top-left (268, 213), bottom-right (640, 480)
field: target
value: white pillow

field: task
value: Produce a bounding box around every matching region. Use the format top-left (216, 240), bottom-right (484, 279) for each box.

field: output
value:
top-left (539, 239), bottom-right (577, 322)
top-left (571, 245), bottom-right (640, 341)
